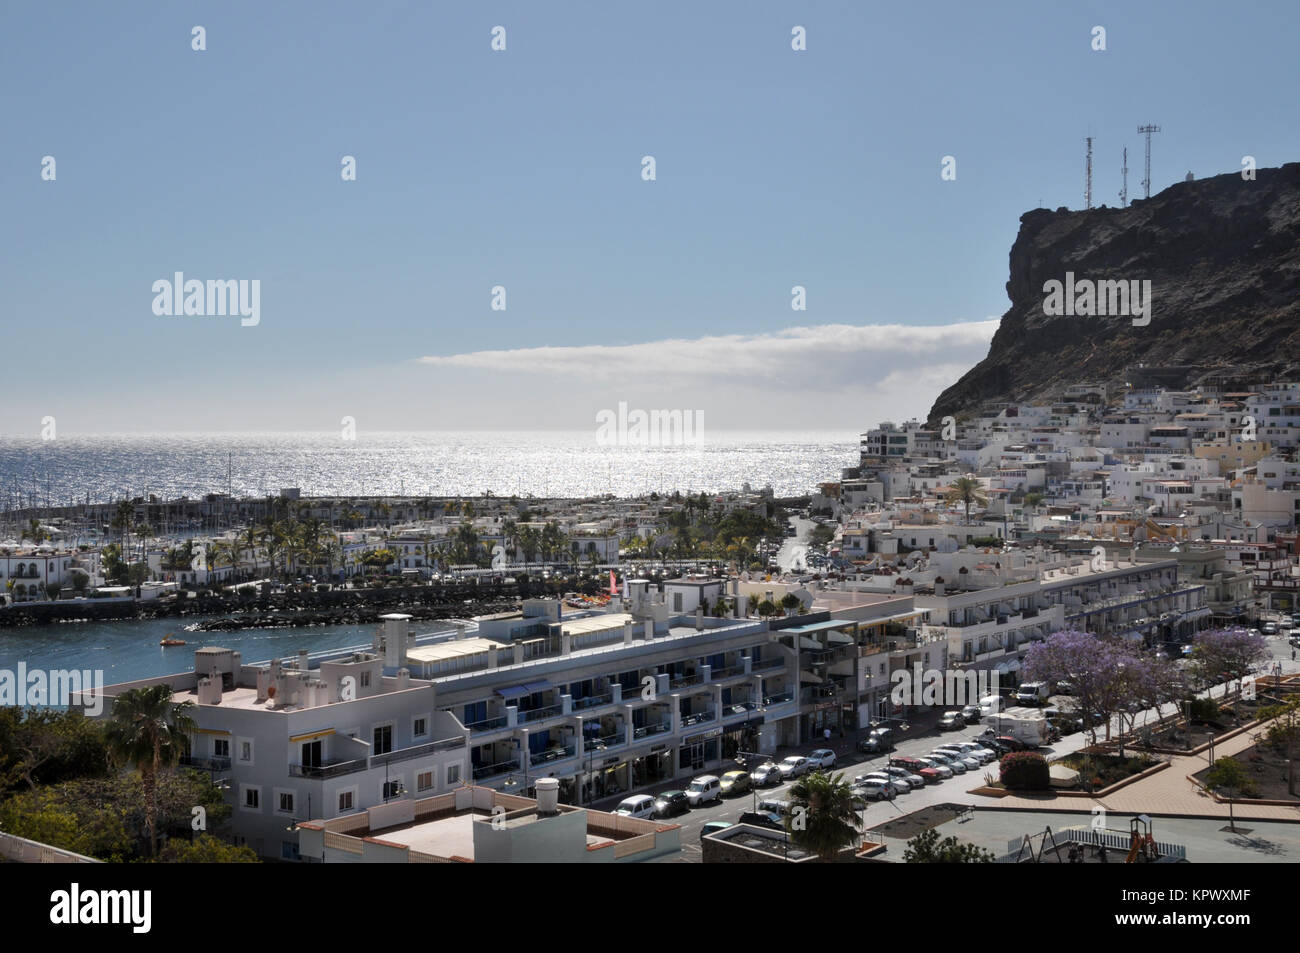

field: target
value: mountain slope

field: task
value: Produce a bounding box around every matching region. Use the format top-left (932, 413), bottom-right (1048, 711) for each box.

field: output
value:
top-left (929, 162), bottom-right (1300, 421)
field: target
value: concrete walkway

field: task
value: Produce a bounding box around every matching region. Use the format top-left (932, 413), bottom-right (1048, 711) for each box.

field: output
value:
top-left (989, 723), bottom-right (1300, 821)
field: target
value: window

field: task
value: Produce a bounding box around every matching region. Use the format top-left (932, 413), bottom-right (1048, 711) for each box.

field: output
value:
top-left (213, 738), bottom-right (230, 759)
top-left (373, 725), bottom-right (393, 756)
top-left (360, 670), bottom-right (371, 688)
top-left (338, 790), bottom-right (354, 813)
top-left (281, 841), bottom-right (301, 861)
top-left (277, 791), bottom-right (295, 815)
top-left (382, 779), bottom-right (403, 800)
top-left (417, 770), bottom-right (433, 792)
top-left (238, 739), bottom-right (253, 764)
top-left (241, 785), bottom-right (261, 811)
top-left (413, 717), bottom-right (427, 738)
top-left (447, 764), bottom-right (461, 786)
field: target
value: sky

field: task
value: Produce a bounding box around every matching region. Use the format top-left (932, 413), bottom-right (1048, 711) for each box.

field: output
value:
top-left (3, 0), bottom-right (1299, 434)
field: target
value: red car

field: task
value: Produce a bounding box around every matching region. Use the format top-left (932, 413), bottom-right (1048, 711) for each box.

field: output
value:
top-left (889, 755), bottom-right (943, 784)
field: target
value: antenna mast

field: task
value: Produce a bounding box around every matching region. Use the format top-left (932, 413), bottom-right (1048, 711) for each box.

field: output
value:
top-left (1120, 147), bottom-right (1129, 207)
top-left (1085, 137), bottom-right (1093, 209)
top-left (1137, 124), bottom-right (1161, 198)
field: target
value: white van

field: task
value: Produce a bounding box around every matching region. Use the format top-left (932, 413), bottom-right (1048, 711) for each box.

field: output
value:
top-left (613, 795), bottom-right (657, 819)
top-left (978, 693), bottom-right (1003, 716)
top-left (686, 775), bottom-right (722, 806)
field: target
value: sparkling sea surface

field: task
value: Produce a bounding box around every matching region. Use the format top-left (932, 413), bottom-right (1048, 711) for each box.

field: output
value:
top-left (0, 430), bottom-right (858, 505)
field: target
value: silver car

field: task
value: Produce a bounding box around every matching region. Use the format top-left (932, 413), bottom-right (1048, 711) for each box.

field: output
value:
top-left (924, 752), bottom-right (967, 774)
top-left (914, 757), bottom-right (953, 779)
top-left (879, 765), bottom-right (926, 789)
top-left (857, 772), bottom-right (912, 793)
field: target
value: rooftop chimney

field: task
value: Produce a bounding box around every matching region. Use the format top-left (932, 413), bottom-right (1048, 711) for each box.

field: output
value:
top-left (535, 777), bottom-right (560, 816)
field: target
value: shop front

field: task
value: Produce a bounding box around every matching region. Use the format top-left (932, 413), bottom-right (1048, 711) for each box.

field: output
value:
top-left (678, 728), bottom-right (722, 775)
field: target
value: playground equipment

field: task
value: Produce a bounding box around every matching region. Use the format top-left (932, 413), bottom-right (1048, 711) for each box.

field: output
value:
top-left (1125, 814), bottom-right (1161, 863)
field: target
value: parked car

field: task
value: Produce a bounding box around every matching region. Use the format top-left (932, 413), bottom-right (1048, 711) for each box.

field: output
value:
top-left (613, 795), bottom-right (657, 819)
top-left (851, 778), bottom-right (897, 802)
top-left (700, 821), bottom-right (733, 841)
top-left (991, 734), bottom-right (1029, 752)
top-left (1263, 622), bottom-right (1278, 635)
top-left (878, 765), bottom-right (925, 789)
top-left (937, 711), bottom-right (966, 731)
top-left (750, 762), bottom-right (784, 787)
top-left (926, 751), bottom-right (970, 773)
top-left (738, 810), bottom-right (785, 831)
top-left (932, 748), bottom-right (980, 770)
top-left (939, 742), bottom-right (993, 765)
top-left (654, 790), bottom-right (691, 818)
top-left (889, 755), bottom-right (941, 783)
top-left (857, 772), bottom-right (908, 794)
top-left (913, 757), bottom-right (954, 779)
top-left (757, 798), bottom-right (792, 817)
top-left (719, 770), bottom-right (751, 796)
top-left (961, 705), bottom-right (982, 724)
top-left (858, 728), bottom-right (895, 753)
top-left (777, 756), bottom-right (811, 779)
top-left (686, 775), bottom-right (722, 806)
top-left (808, 748), bottom-right (838, 770)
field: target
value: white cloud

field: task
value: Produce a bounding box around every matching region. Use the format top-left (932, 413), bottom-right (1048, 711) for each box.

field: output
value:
top-left (416, 319), bottom-right (1000, 386)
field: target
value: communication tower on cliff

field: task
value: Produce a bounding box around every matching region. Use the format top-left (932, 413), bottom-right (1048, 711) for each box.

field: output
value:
top-left (1138, 124), bottom-right (1161, 198)
top-left (1085, 137), bottom-right (1093, 209)
top-left (1119, 147), bottom-right (1129, 207)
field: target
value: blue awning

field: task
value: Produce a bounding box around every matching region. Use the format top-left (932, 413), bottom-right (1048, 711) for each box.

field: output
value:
top-left (496, 685), bottom-right (529, 699)
top-left (522, 679), bottom-right (552, 693)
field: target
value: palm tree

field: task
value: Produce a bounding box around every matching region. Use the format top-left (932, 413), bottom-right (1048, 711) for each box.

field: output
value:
top-left (104, 685), bottom-right (198, 856)
top-left (21, 518), bottom-right (48, 544)
top-left (944, 476), bottom-right (988, 524)
top-left (786, 770), bottom-right (863, 862)
top-left (112, 500), bottom-right (134, 555)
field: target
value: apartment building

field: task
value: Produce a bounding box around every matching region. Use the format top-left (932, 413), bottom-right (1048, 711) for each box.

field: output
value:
top-left (93, 620), bottom-right (470, 861)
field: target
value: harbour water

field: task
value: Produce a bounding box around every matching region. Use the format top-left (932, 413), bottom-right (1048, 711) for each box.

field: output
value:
top-left (0, 615), bottom-right (459, 688)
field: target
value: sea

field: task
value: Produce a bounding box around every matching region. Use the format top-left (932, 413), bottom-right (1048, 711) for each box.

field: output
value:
top-left (0, 430), bottom-right (858, 505)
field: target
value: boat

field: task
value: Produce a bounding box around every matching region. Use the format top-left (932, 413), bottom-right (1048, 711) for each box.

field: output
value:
top-left (159, 636), bottom-right (187, 647)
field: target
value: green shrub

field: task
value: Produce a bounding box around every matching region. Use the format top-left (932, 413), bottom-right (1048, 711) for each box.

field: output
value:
top-left (999, 751), bottom-right (1050, 790)
top-left (1188, 698), bottom-right (1220, 722)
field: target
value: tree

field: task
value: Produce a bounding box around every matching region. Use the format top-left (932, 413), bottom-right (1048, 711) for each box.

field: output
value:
top-left (944, 476), bottom-right (988, 524)
top-left (755, 599), bottom-right (778, 619)
top-left (1192, 628), bottom-right (1270, 700)
top-left (780, 593), bottom-right (802, 616)
top-left (1204, 757), bottom-right (1251, 832)
top-left (104, 685), bottom-right (198, 856)
top-left (902, 827), bottom-right (995, 863)
top-left (785, 770), bottom-right (862, 861)
top-left (157, 833), bottom-right (259, 863)
top-left (1022, 629), bottom-right (1128, 747)
top-left (1259, 699), bottom-right (1300, 797)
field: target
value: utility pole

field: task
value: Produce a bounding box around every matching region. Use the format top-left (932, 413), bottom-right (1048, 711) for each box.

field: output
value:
top-left (1138, 124), bottom-right (1161, 199)
top-left (1120, 147), bottom-right (1129, 207)
top-left (1085, 137), bottom-right (1093, 209)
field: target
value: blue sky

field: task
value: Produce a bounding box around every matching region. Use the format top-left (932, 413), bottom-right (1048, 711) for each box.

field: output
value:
top-left (3, 0), bottom-right (1298, 433)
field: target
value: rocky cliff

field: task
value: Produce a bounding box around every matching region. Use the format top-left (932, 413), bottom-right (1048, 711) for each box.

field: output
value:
top-left (929, 162), bottom-right (1300, 421)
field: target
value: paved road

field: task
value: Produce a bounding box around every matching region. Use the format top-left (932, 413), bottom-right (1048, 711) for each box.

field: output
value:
top-left (641, 629), bottom-right (1300, 861)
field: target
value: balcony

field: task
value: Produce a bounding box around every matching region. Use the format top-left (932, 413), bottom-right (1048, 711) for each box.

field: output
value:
top-left (669, 672), bottom-right (704, 690)
top-left (710, 663), bottom-right (747, 680)
top-left (464, 715), bottom-right (509, 733)
top-left (762, 691), bottom-right (794, 705)
top-left (516, 703), bottom-right (563, 725)
top-left (584, 732), bottom-right (624, 753)
top-left (472, 758), bottom-right (519, 781)
top-left (290, 758), bottom-right (368, 779)
top-left (752, 657), bottom-right (785, 672)
top-left (633, 720), bottom-right (672, 740)
top-left (679, 708), bottom-right (716, 728)
top-left (530, 744), bottom-right (577, 767)
top-left (370, 736), bottom-right (466, 769)
top-left (573, 692), bottom-right (614, 711)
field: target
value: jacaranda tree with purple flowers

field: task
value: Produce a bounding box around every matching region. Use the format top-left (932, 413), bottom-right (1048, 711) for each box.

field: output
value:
top-left (1192, 628), bottom-right (1270, 700)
